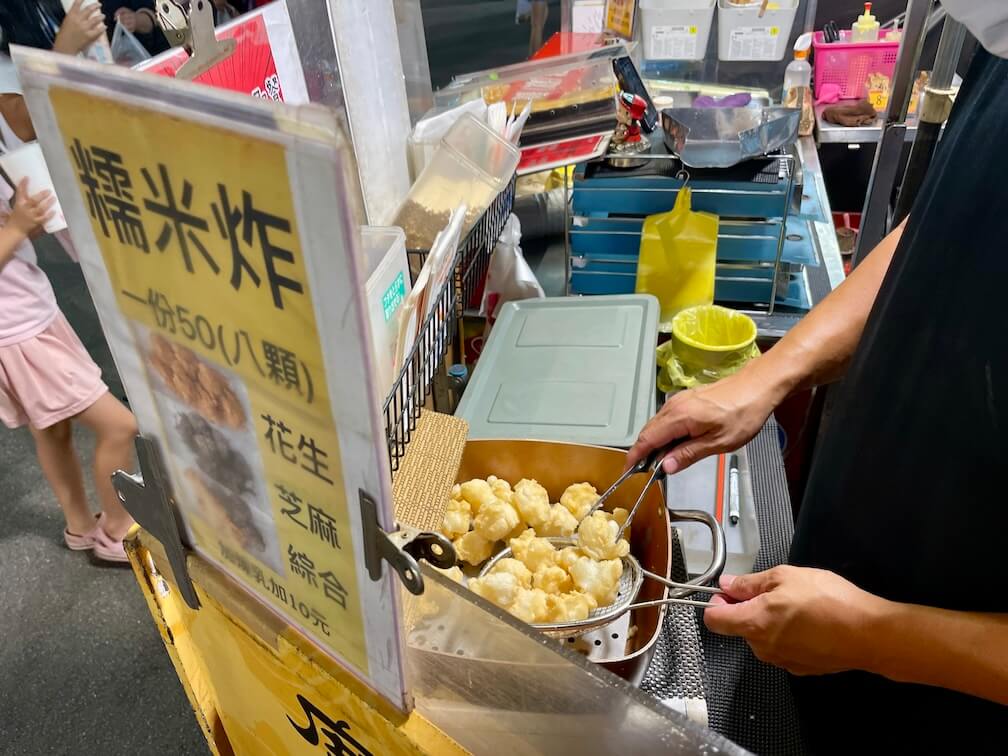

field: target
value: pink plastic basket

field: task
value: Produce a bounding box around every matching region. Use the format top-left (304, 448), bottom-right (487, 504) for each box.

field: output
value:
top-left (812, 30), bottom-right (899, 100)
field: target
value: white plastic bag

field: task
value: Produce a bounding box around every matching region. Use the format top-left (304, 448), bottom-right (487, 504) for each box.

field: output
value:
top-left (480, 214), bottom-right (544, 323)
top-left (111, 21), bottom-right (151, 67)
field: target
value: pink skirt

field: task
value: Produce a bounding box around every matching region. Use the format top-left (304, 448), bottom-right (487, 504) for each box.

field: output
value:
top-left (0, 312), bottom-right (107, 429)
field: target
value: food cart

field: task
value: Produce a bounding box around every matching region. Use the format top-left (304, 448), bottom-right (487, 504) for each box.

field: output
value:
top-left (11, 0), bottom-right (950, 752)
top-left (11, 20), bottom-right (747, 756)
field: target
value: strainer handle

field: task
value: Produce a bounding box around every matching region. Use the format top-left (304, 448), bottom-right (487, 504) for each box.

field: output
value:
top-left (666, 508), bottom-right (726, 598)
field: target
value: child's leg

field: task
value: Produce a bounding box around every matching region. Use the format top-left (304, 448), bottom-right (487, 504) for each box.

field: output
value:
top-left (75, 392), bottom-right (138, 540)
top-left (29, 419), bottom-right (95, 535)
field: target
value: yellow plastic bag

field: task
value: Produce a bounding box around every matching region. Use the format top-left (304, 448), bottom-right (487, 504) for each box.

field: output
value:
top-left (635, 188), bottom-right (718, 332)
top-left (657, 305), bottom-right (759, 392)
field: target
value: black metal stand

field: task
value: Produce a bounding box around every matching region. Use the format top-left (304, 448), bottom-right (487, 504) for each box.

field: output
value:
top-left (112, 436), bottom-right (201, 610)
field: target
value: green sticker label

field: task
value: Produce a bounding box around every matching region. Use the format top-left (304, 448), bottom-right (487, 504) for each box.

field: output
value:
top-left (382, 271), bottom-right (406, 322)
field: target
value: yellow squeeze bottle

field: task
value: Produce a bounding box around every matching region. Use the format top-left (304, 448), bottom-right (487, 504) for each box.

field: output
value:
top-left (851, 2), bottom-right (880, 43)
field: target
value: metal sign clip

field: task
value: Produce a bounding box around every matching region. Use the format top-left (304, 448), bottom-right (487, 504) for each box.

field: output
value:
top-left (155, 0), bottom-right (236, 80)
top-left (359, 490), bottom-right (455, 595)
top-left (112, 435), bottom-right (201, 610)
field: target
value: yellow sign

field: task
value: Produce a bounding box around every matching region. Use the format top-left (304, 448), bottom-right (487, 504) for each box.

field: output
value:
top-left (50, 86), bottom-right (367, 675)
top-left (605, 0), bottom-right (637, 40)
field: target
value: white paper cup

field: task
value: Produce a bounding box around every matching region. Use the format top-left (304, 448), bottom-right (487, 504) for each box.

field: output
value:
top-left (0, 142), bottom-right (67, 234)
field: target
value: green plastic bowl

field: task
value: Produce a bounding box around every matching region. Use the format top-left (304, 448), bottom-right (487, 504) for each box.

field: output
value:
top-left (671, 304), bottom-right (757, 369)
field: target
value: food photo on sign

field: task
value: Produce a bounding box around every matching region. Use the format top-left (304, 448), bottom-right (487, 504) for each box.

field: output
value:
top-left (140, 326), bottom-right (284, 574)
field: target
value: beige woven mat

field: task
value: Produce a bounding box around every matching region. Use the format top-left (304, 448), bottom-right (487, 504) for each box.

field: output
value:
top-left (392, 409), bottom-right (468, 532)
top-left (392, 410), bottom-right (468, 632)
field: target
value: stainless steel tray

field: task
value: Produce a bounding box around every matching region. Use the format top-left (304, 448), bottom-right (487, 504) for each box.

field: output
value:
top-left (660, 106), bottom-right (800, 168)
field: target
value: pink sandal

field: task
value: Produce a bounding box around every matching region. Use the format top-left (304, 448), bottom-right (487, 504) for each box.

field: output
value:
top-left (63, 515), bottom-right (100, 551)
top-left (63, 513), bottom-right (129, 563)
top-left (91, 513), bottom-right (129, 564)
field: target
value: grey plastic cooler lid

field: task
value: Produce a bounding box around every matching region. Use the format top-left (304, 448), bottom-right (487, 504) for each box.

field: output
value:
top-left (457, 295), bottom-right (658, 447)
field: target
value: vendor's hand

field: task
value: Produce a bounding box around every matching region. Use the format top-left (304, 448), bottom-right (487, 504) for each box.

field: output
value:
top-left (703, 566), bottom-right (888, 676)
top-left (9, 179), bottom-right (56, 238)
top-left (626, 366), bottom-right (776, 474)
top-left (53, 0), bottom-right (107, 56)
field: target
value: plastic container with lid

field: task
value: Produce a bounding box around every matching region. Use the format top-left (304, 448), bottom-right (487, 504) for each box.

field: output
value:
top-left (638, 0), bottom-right (717, 62)
top-left (432, 45), bottom-right (624, 146)
top-left (393, 113), bottom-right (519, 251)
top-left (456, 295), bottom-right (659, 447)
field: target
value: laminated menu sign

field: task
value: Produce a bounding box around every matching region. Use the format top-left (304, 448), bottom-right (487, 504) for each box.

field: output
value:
top-left (52, 85), bottom-right (365, 662)
top-left (18, 49), bottom-right (406, 709)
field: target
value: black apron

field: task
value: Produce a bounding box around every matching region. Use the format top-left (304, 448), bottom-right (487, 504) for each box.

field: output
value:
top-left (789, 49), bottom-right (1008, 753)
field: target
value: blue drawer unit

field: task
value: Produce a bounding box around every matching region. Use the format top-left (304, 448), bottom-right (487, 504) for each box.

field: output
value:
top-left (571, 265), bottom-right (811, 310)
top-left (568, 151), bottom-right (818, 312)
top-left (571, 216), bottom-right (819, 266)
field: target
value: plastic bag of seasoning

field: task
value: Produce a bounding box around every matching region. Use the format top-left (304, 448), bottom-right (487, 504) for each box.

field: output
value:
top-left (635, 188), bottom-right (718, 332)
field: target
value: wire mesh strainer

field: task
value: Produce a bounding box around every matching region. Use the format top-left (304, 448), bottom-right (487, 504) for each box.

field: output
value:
top-left (479, 537), bottom-right (722, 639)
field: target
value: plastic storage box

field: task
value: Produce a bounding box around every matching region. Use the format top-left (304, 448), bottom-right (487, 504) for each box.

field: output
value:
top-left (639, 0), bottom-right (716, 61)
top-left (433, 44), bottom-right (624, 147)
top-left (716, 0), bottom-right (799, 61)
top-left (393, 113), bottom-right (519, 251)
top-left (456, 295), bottom-right (659, 447)
top-left (812, 30), bottom-right (900, 100)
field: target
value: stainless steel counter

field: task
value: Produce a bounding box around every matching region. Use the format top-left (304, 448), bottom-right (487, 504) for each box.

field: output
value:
top-left (814, 74), bottom-right (959, 145)
top-left (815, 103), bottom-right (923, 144)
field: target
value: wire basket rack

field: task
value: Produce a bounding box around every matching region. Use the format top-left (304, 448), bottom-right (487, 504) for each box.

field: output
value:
top-left (383, 176), bottom-right (517, 472)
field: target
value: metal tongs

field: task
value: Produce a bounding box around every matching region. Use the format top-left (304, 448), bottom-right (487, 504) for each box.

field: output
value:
top-left (582, 445), bottom-right (728, 607)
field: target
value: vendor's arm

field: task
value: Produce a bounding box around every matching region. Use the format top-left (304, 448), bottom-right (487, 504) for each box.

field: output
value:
top-left (704, 566), bottom-right (1008, 705)
top-left (627, 219), bottom-right (907, 473)
top-left (0, 179), bottom-right (55, 271)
